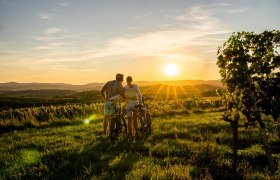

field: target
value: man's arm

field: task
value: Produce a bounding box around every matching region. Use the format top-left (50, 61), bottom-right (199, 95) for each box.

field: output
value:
top-left (118, 84), bottom-right (126, 99)
top-left (100, 83), bottom-right (107, 100)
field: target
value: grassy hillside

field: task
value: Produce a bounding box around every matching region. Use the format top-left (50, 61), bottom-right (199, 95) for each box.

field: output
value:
top-left (136, 79), bottom-right (223, 87)
top-left (140, 84), bottom-right (221, 95)
top-left (0, 82), bottom-right (104, 92)
top-left (0, 90), bottom-right (103, 109)
top-left (66, 90), bottom-right (103, 99)
top-left (0, 112), bottom-right (279, 179)
top-left (0, 84), bottom-right (221, 99)
top-left (0, 89), bottom-right (76, 98)
top-left (0, 84), bottom-right (221, 109)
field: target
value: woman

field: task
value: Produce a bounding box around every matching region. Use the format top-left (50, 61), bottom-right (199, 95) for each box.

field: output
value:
top-left (124, 76), bottom-right (142, 138)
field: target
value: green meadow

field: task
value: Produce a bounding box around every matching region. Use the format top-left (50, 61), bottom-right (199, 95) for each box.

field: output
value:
top-left (0, 109), bottom-right (279, 179)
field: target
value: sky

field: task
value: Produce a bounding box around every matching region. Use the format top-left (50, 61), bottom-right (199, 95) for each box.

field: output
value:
top-left (0, 0), bottom-right (280, 84)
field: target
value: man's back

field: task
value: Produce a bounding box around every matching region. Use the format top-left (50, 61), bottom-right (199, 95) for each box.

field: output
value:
top-left (101, 80), bottom-right (124, 101)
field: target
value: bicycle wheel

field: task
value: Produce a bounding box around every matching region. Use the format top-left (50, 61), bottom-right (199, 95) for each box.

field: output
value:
top-left (110, 117), bottom-right (118, 142)
top-left (120, 115), bottom-right (127, 134)
top-left (116, 116), bottom-right (125, 135)
top-left (114, 115), bottom-right (127, 140)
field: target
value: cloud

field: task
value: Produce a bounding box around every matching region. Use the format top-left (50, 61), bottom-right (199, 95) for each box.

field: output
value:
top-left (171, 4), bottom-right (249, 22)
top-left (57, 1), bottom-right (70, 7)
top-left (204, 3), bottom-right (231, 8)
top-left (79, 5), bottom-right (230, 63)
top-left (128, 27), bottom-right (138, 30)
top-left (170, 6), bottom-right (219, 25)
top-left (100, 30), bottom-right (226, 58)
top-left (226, 7), bottom-right (250, 14)
top-left (1, 4), bottom-right (230, 74)
top-left (25, 4), bottom-right (229, 67)
top-left (31, 43), bottom-right (66, 50)
top-left (44, 27), bottom-right (63, 35)
top-left (132, 12), bottom-right (153, 19)
top-left (0, 42), bottom-right (32, 69)
top-left (38, 13), bottom-right (53, 20)
top-left (160, 24), bottom-right (172, 27)
top-left (24, 32), bottom-right (90, 62)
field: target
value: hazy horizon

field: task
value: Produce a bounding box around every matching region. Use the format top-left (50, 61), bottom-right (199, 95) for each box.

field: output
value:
top-left (1, 0), bottom-right (280, 84)
top-left (0, 78), bottom-right (222, 85)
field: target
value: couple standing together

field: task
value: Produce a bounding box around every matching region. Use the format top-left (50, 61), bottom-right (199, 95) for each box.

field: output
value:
top-left (100, 73), bottom-right (142, 137)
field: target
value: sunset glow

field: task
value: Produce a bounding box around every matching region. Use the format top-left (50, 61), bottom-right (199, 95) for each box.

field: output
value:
top-left (0, 0), bottom-right (279, 84)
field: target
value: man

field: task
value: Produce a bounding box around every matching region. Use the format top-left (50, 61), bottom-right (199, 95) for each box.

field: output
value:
top-left (124, 76), bottom-right (142, 138)
top-left (100, 73), bottom-right (125, 135)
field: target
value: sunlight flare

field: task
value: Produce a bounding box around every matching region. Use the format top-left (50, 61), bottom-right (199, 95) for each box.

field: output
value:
top-left (83, 114), bottom-right (98, 125)
top-left (164, 64), bottom-right (179, 76)
top-left (84, 118), bottom-right (90, 124)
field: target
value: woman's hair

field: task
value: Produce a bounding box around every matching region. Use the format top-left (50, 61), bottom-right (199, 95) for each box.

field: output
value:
top-left (126, 76), bottom-right (133, 82)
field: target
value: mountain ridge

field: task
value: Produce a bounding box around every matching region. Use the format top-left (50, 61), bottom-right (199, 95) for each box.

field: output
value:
top-left (0, 80), bottom-right (223, 92)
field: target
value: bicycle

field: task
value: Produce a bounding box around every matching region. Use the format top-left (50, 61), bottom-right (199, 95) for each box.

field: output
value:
top-left (109, 99), bottom-right (127, 142)
top-left (134, 97), bottom-right (153, 139)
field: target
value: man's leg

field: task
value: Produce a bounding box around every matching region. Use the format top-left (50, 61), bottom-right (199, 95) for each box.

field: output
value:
top-left (103, 101), bottom-right (111, 135)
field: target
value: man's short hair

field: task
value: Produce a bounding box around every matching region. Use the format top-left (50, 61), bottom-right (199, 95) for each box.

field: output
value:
top-left (116, 73), bottom-right (124, 80)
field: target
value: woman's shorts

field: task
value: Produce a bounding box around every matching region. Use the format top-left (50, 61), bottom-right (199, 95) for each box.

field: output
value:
top-left (126, 101), bottom-right (138, 117)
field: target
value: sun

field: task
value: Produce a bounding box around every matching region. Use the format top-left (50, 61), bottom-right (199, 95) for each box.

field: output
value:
top-left (164, 63), bottom-right (179, 76)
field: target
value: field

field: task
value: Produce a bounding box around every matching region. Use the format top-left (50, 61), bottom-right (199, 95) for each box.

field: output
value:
top-left (0, 99), bottom-right (280, 179)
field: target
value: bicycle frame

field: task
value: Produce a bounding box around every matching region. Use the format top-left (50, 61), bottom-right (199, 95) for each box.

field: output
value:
top-left (109, 99), bottom-right (127, 142)
top-left (134, 97), bottom-right (153, 139)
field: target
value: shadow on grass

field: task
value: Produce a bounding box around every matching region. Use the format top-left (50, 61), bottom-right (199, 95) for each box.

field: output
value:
top-left (152, 120), bottom-right (267, 150)
top-left (43, 136), bottom-right (147, 179)
top-left (0, 118), bottom-right (103, 134)
top-left (152, 122), bottom-right (231, 141)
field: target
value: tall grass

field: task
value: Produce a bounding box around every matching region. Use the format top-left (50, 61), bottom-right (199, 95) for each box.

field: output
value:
top-left (0, 112), bottom-right (279, 179)
top-left (0, 98), bottom-right (223, 130)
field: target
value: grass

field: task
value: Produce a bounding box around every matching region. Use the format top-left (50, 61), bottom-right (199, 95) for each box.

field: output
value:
top-left (0, 112), bottom-right (279, 179)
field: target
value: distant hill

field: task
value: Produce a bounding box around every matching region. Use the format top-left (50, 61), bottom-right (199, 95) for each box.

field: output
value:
top-left (0, 83), bottom-right (222, 99)
top-left (0, 82), bottom-right (104, 92)
top-left (0, 89), bottom-right (104, 99)
top-left (0, 89), bottom-right (77, 98)
top-left (0, 80), bottom-right (223, 92)
top-left (0, 90), bottom-right (103, 109)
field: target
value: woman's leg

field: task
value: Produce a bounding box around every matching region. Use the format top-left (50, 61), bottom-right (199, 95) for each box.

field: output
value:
top-left (132, 110), bottom-right (136, 132)
top-left (127, 115), bottom-right (132, 136)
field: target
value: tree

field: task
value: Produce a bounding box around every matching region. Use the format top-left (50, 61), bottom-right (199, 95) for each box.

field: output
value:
top-left (216, 30), bottom-right (280, 174)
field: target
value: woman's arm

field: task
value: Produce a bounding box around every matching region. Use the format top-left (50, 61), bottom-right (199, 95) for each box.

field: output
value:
top-left (135, 85), bottom-right (143, 104)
